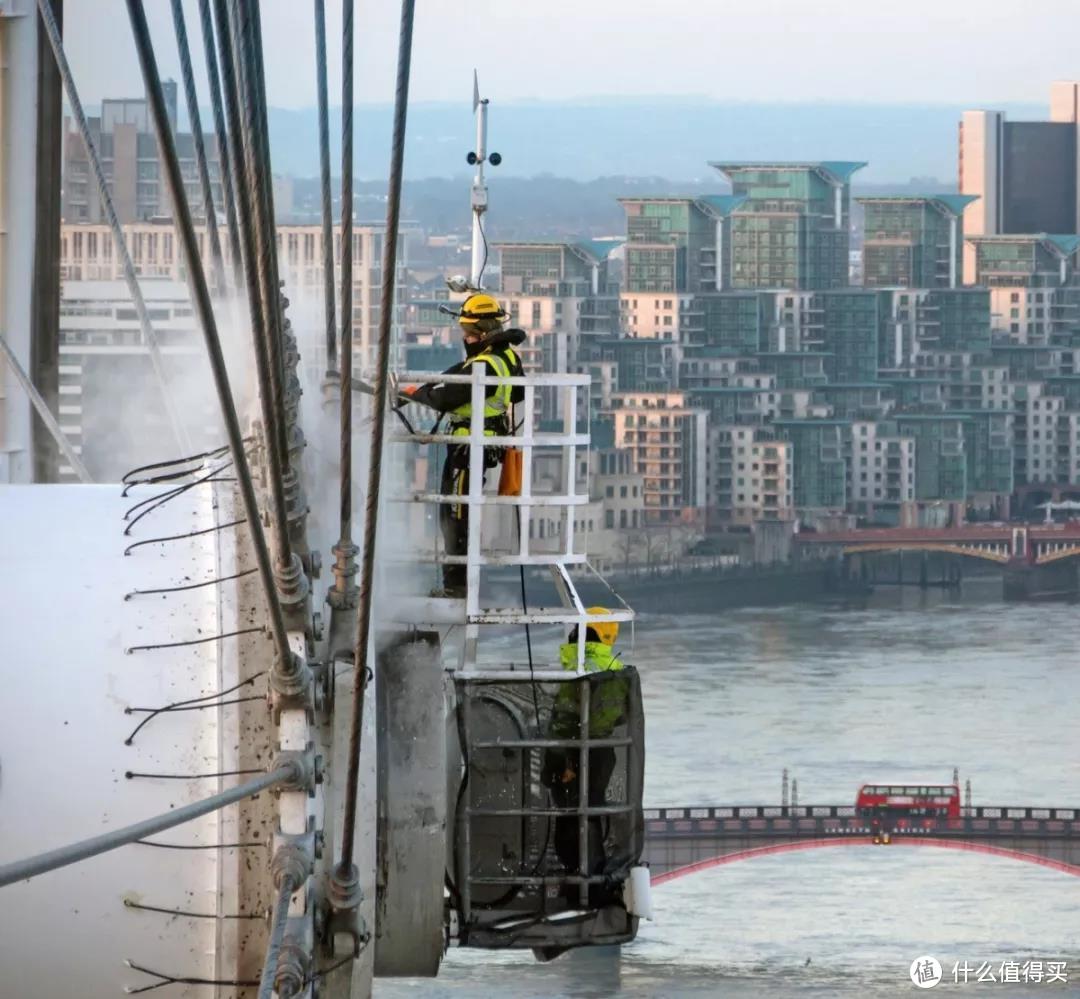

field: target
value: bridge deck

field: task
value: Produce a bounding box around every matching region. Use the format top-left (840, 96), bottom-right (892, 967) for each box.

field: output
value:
top-left (643, 806), bottom-right (1080, 879)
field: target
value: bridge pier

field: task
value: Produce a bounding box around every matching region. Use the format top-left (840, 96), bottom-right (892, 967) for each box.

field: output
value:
top-left (1004, 559), bottom-right (1079, 601)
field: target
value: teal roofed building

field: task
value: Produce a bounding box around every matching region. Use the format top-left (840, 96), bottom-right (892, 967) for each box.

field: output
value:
top-left (710, 162), bottom-right (867, 291)
top-left (967, 233), bottom-right (1080, 288)
top-left (618, 196), bottom-right (725, 294)
top-left (857, 194), bottom-right (977, 289)
top-left (694, 195), bottom-right (747, 291)
top-left (495, 240), bottom-right (619, 297)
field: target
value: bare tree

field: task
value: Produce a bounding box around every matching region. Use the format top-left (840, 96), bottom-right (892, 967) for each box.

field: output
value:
top-left (642, 527), bottom-right (667, 570)
top-left (613, 531), bottom-right (638, 572)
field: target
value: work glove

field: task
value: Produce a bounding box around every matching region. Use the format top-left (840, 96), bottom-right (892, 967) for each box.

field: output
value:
top-left (388, 371), bottom-right (418, 405)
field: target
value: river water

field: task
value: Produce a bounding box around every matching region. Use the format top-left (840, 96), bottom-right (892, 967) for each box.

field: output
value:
top-left (378, 578), bottom-right (1080, 997)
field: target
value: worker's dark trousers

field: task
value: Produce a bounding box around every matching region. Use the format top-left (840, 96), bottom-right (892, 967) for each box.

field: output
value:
top-left (544, 746), bottom-right (617, 900)
top-left (439, 444), bottom-right (488, 592)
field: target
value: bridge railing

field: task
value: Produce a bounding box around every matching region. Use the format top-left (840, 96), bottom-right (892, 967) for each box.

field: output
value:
top-left (645, 806), bottom-right (1079, 822)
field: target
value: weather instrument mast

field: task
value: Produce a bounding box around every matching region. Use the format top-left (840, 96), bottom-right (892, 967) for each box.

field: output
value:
top-left (467, 71), bottom-right (501, 288)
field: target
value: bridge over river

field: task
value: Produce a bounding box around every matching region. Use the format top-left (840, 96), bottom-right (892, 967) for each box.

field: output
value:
top-left (795, 524), bottom-right (1080, 597)
top-left (643, 805), bottom-right (1080, 883)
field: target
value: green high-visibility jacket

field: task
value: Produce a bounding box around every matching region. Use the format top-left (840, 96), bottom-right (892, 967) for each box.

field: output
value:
top-left (448, 346), bottom-right (521, 433)
top-left (553, 641), bottom-right (627, 739)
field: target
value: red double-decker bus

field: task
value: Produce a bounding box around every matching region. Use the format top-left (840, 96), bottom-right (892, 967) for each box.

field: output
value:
top-left (856, 783), bottom-right (960, 833)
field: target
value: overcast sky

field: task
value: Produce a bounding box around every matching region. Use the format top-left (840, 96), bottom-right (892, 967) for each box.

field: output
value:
top-left (63, 0), bottom-right (1080, 109)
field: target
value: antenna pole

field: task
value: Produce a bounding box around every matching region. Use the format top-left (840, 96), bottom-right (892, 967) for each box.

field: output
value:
top-left (469, 71), bottom-right (489, 288)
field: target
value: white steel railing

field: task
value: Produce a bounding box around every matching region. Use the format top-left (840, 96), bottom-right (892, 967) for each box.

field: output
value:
top-left (388, 364), bottom-right (631, 672)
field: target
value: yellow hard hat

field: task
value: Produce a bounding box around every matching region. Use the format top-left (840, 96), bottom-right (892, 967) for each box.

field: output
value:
top-left (586, 606), bottom-right (619, 647)
top-left (458, 292), bottom-right (508, 326)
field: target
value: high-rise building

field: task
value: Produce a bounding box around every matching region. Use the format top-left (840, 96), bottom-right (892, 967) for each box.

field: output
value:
top-left (59, 220), bottom-right (409, 384)
top-left (967, 234), bottom-right (1080, 344)
top-left (617, 196), bottom-right (739, 337)
top-left (892, 414), bottom-right (968, 501)
top-left (619, 197), bottom-right (720, 294)
top-left (813, 289), bottom-right (888, 383)
top-left (709, 426), bottom-right (793, 526)
top-left (858, 195), bottom-right (976, 289)
top-left (496, 240), bottom-right (618, 297)
top-left (773, 419), bottom-right (849, 512)
top-left (608, 391), bottom-right (708, 523)
top-left (56, 278), bottom-right (220, 481)
top-left (710, 162), bottom-right (865, 290)
top-left (62, 86), bottom-right (222, 224)
top-left (879, 288), bottom-right (992, 374)
top-left (959, 85), bottom-right (1080, 281)
top-left (958, 410), bottom-right (1014, 496)
top-left (580, 336), bottom-right (679, 393)
top-left (847, 420), bottom-right (915, 514)
top-left (694, 196), bottom-right (746, 292)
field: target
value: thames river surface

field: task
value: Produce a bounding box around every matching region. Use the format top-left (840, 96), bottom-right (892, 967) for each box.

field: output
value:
top-left (377, 578), bottom-right (1080, 997)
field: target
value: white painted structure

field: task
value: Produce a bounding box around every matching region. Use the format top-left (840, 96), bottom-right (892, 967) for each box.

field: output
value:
top-left (388, 366), bottom-right (632, 671)
top-left (0, 6), bottom-right (43, 482)
top-left (0, 484), bottom-right (245, 996)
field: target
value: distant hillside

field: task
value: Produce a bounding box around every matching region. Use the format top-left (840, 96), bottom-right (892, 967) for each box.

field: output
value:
top-left (290, 174), bottom-right (956, 242)
top-left (265, 99), bottom-right (1045, 184)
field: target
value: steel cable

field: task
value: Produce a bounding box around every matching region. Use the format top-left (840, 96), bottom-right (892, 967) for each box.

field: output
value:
top-left (123, 456), bottom-right (234, 527)
top-left (0, 332), bottom-right (91, 483)
top-left (258, 875), bottom-right (295, 999)
top-left (338, 0), bottom-right (416, 873)
top-left (123, 477), bottom-right (236, 535)
top-left (124, 567), bottom-right (258, 601)
top-left (338, 0), bottom-right (355, 552)
top-left (170, 0), bottom-right (226, 294)
top-left (196, 0), bottom-right (243, 288)
top-left (121, 442), bottom-right (234, 484)
top-left (211, 0), bottom-right (293, 574)
top-left (34, 0), bottom-right (190, 455)
top-left (0, 764), bottom-right (297, 887)
top-left (124, 518), bottom-right (247, 557)
top-left (229, 1), bottom-right (292, 479)
top-left (124, 0), bottom-right (292, 666)
top-left (315, 0), bottom-right (337, 372)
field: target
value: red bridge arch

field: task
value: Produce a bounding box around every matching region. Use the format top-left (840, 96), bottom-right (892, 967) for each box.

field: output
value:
top-left (651, 837), bottom-right (1080, 885)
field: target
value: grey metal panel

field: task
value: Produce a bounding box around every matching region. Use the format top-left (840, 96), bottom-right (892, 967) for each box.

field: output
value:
top-left (374, 633), bottom-right (446, 977)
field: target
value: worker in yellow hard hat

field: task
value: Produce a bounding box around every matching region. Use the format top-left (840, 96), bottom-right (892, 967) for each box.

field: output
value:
top-left (542, 607), bottom-right (627, 906)
top-left (398, 292), bottom-right (525, 597)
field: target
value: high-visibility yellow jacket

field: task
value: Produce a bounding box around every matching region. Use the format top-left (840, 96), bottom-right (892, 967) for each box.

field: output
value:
top-left (449, 345), bottom-right (521, 435)
top-left (407, 329), bottom-right (526, 432)
top-left (553, 641), bottom-right (627, 739)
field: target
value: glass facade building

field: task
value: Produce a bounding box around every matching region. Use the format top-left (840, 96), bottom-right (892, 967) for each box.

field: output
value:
top-left (773, 419), bottom-right (849, 509)
top-left (893, 414), bottom-right (968, 500)
top-left (1002, 122), bottom-right (1077, 234)
top-left (711, 162), bottom-right (865, 291)
top-left (858, 195), bottom-right (974, 289)
top-left (620, 198), bottom-right (715, 293)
